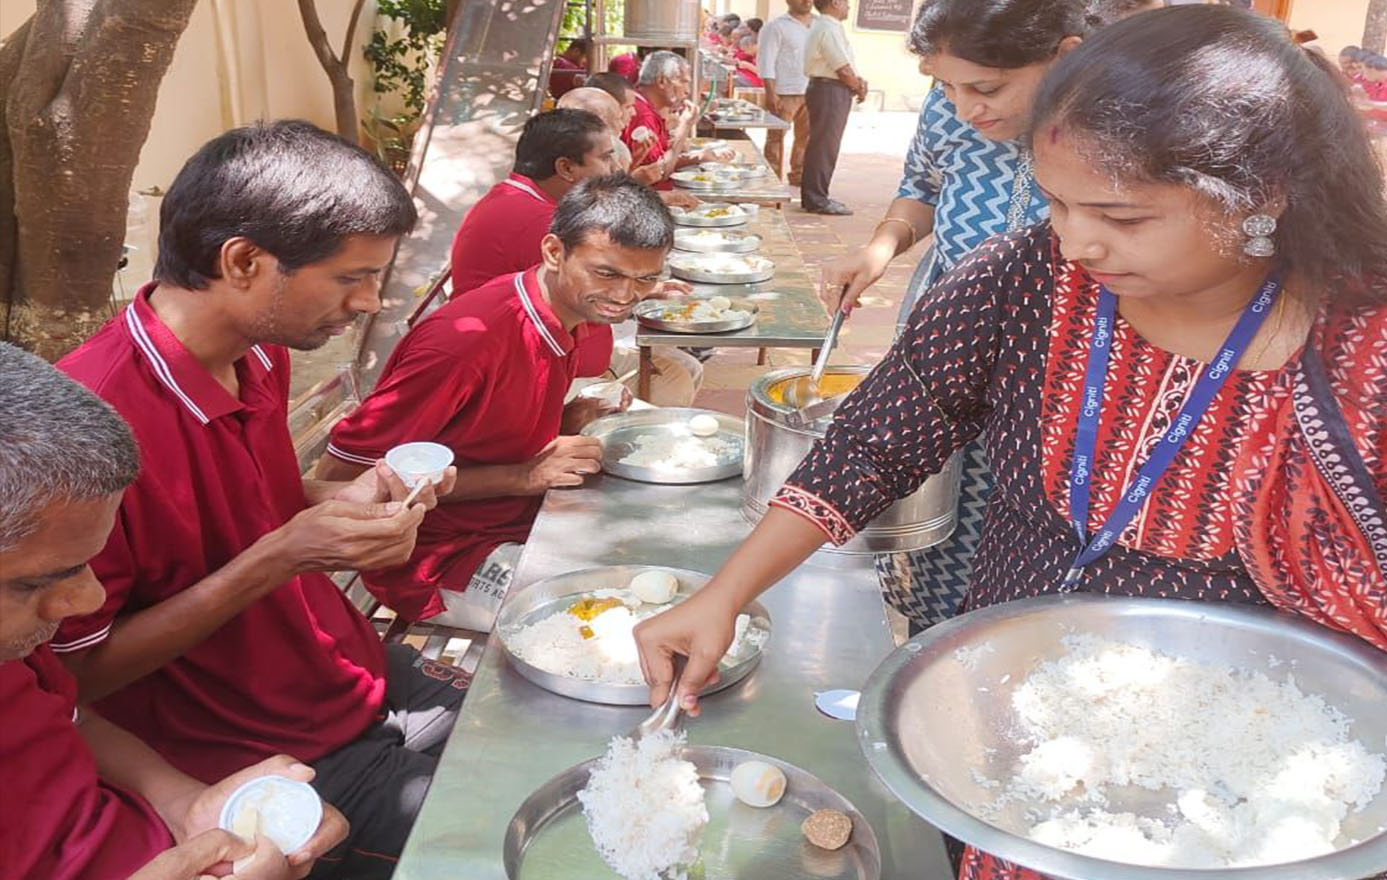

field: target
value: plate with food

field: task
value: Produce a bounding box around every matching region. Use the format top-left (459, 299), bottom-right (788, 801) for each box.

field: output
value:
top-left (857, 594), bottom-right (1387, 880)
top-left (495, 565), bottom-right (770, 705)
top-left (698, 161), bottom-right (769, 180)
top-left (667, 252), bottom-right (775, 285)
top-left (504, 740), bottom-right (881, 880)
top-left (687, 137), bottom-right (728, 151)
top-left (671, 169), bottom-right (742, 192)
top-left (672, 228), bottom-right (761, 254)
top-left (581, 407), bottom-right (746, 484)
top-left (668, 202), bottom-right (751, 228)
top-left (633, 295), bottom-right (758, 334)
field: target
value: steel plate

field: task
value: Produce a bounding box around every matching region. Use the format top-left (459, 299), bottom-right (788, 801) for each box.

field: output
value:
top-left (668, 254), bottom-right (775, 285)
top-left (634, 297), bottom-right (758, 334)
top-left (699, 161), bottom-right (770, 179)
top-left (673, 228), bottom-right (762, 254)
top-left (504, 744), bottom-right (881, 880)
top-left (670, 203), bottom-right (752, 228)
top-left (671, 170), bottom-right (743, 193)
top-left (582, 407), bottom-right (745, 483)
top-left (856, 594), bottom-right (1387, 880)
top-left (495, 565), bottom-right (770, 705)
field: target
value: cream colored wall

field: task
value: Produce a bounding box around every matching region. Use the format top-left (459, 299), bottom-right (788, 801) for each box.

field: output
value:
top-left (725, 0), bottom-right (926, 109)
top-left (1287, 0), bottom-right (1370, 55)
top-left (1, 0), bottom-right (382, 192)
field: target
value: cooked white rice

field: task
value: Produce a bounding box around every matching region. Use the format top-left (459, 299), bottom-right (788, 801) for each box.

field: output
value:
top-left (507, 592), bottom-right (766, 686)
top-left (578, 730), bottom-right (708, 880)
top-left (619, 432), bottom-right (737, 471)
top-left (996, 635), bottom-right (1386, 868)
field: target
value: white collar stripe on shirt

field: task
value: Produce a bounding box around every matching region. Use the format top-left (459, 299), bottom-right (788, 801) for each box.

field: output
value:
top-left (250, 345), bottom-right (275, 371)
top-left (512, 272), bottom-right (566, 356)
top-left (501, 178), bottom-right (546, 202)
top-left (124, 306), bottom-right (211, 426)
top-left (49, 621), bottom-right (113, 653)
top-left (326, 442), bottom-right (378, 467)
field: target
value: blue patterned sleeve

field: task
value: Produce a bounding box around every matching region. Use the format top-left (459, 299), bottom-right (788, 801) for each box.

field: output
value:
top-left (770, 227), bottom-right (1052, 543)
top-left (896, 87), bottom-right (945, 206)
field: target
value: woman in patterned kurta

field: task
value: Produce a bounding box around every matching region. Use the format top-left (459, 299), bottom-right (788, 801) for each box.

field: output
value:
top-left (823, 0), bottom-right (1089, 628)
top-left (636, 9), bottom-right (1387, 880)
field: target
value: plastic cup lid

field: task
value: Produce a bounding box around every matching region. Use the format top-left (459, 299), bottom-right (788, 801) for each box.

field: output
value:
top-left (218, 774), bottom-right (323, 855)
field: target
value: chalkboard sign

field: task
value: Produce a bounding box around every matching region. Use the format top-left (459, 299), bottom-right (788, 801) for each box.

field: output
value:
top-left (855, 0), bottom-right (913, 32)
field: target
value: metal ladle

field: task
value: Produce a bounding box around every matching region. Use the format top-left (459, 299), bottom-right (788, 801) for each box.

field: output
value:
top-left (785, 298), bottom-right (849, 409)
top-left (631, 656), bottom-right (687, 740)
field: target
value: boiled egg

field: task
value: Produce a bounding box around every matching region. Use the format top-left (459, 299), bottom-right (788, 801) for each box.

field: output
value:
top-left (629, 569), bottom-right (679, 605)
top-left (688, 414), bottom-right (721, 437)
top-left (730, 760), bottom-right (787, 808)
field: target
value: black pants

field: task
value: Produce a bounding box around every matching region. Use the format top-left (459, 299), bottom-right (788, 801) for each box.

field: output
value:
top-left (308, 643), bottom-right (470, 879)
top-left (802, 77), bottom-right (853, 210)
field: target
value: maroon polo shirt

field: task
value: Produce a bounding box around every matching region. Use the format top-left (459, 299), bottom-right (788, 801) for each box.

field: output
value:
top-left (622, 90), bottom-right (674, 191)
top-left (54, 285), bottom-right (386, 782)
top-left (0, 647), bottom-right (173, 880)
top-left (449, 173), bottom-right (557, 297)
top-left (327, 268), bottom-right (610, 620)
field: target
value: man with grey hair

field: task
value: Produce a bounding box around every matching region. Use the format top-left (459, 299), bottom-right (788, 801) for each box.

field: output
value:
top-left (0, 343), bottom-right (345, 880)
top-left (622, 50), bottom-right (730, 188)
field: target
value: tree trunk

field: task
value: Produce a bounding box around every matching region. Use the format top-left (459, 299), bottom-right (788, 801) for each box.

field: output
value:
top-left (297, 0), bottom-right (365, 142)
top-left (2, 0), bottom-right (198, 360)
top-left (1365, 0), bottom-right (1387, 54)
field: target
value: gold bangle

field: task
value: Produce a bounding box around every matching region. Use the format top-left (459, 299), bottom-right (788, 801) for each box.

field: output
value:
top-left (875, 217), bottom-right (916, 250)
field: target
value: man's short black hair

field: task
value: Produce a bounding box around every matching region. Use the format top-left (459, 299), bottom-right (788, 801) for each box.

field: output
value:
top-left (154, 120), bottom-right (416, 290)
top-left (565, 37), bottom-right (589, 55)
top-left (550, 175), bottom-right (673, 252)
top-left (513, 109), bottom-right (610, 180)
top-left (585, 71), bottom-right (634, 101)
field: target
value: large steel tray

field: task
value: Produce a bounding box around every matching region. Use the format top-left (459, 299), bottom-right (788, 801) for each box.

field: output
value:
top-left (856, 594), bottom-right (1387, 880)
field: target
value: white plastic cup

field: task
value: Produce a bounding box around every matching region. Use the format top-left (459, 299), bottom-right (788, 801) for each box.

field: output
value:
top-left (218, 775), bottom-right (323, 855)
top-left (384, 441), bottom-right (455, 488)
top-left (578, 381), bottom-right (629, 407)
top-left (738, 203), bottom-right (760, 218)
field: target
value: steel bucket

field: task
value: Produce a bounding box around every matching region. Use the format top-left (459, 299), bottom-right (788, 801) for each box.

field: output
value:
top-left (743, 366), bottom-right (960, 554)
top-left (623, 0), bottom-right (699, 42)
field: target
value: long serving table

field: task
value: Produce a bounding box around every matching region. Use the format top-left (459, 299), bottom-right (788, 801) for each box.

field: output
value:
top-left (640, 140), bottom-right (824, 399)
top-left (393, 475), bottom-right (954, 879)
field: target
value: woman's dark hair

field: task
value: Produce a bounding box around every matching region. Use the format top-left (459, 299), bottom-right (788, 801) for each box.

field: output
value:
top-left (1031, 5), bottom-right (1387, 299)
top-left (155, 120), bottom-right (416, 289)
top-left (746, 18), bottom-right (763, 32)
top-left (551, 175), bottom-right (674, 253)
top-left (908, 0), bottom-right (1092, 68)
top-left (512, 108), bottom-right (609, 180)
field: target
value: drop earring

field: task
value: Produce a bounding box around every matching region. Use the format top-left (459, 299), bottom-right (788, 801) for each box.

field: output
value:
top-left (1242, 213), bottom-right (1277, 258)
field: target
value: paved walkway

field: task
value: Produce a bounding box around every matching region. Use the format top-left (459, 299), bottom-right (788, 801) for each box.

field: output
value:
top-left (692, 111), bottom-right (925, 415)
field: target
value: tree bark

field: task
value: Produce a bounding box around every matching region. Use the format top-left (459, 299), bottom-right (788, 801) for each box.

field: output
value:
top-left (3, 0), bottom-right (198, 360)
top-left (1365, 0), bottom-right (1387, 54)
top-left (297, 0), bottom-right (365, 142)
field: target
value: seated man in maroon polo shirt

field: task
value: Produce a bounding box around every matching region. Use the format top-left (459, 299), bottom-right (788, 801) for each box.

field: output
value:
top-left (622, 51), bottom-right (732, 189)
top-left (53, 121), bottom-right (466, 880)
top-left (0, 344), bottom-right (345, 880)
top-left (448, 108), bottom-right (616, 297)
top-left (316, 175), bottom-right (675, 631)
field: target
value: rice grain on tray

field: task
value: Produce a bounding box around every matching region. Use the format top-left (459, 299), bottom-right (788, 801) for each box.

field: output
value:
top-left (578, 730), bottom-right (708, 880)
top-left (991, 635), bottom-right (1386, 868)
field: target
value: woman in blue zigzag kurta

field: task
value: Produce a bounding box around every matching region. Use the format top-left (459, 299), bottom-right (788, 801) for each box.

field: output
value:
top-left (822, 0), bottom-right (1138, 632)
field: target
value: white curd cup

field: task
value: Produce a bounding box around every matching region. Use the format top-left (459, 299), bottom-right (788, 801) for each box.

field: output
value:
top-left (384, 441), bottom-right (455, 488)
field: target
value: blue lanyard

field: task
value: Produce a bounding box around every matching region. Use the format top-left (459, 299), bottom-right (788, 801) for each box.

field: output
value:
top-left (1063, 275), bottom-right (1283, 588)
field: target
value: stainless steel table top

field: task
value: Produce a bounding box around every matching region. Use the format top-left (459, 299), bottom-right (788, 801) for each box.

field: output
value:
top-left (639, 195), bottom-right (827, 350)
top-left (705, 110), bottom-right (792, 131)
top-left (394, 475), bottom-right (952, 880)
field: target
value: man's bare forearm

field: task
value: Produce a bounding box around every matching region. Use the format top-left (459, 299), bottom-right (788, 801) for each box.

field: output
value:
top-left (79, 711), bottom-right (203, 840)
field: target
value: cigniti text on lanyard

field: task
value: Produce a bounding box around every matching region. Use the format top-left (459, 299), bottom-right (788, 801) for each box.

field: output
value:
top-left (1062, 274), bottom-right (1284, 589)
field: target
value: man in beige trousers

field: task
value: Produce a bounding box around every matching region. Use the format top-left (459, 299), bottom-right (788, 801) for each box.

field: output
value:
top-left (758, 0), bottom-right (814, 184)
